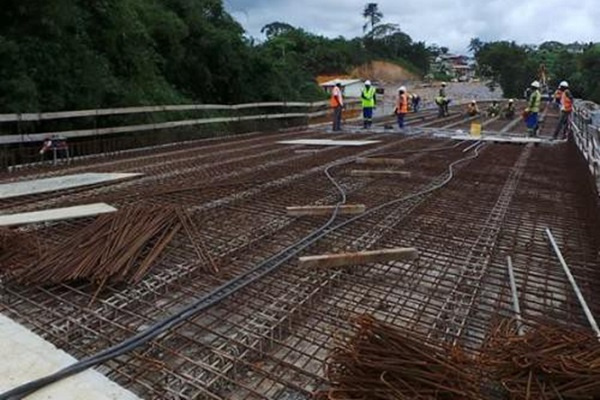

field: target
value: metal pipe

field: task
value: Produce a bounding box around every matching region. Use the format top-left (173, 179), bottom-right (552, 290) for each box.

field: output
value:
top-left (463, 140), bottom-right (481, 153)
top-left (506, 256), bottom-right (525, 336)
top-left (545, 227), bottom-right (600, 339)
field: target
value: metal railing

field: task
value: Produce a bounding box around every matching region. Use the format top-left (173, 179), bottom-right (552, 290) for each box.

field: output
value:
top-left (572, 101), bottom-right (600, 196)
top-left (0, 99), bottom-right (361, 170)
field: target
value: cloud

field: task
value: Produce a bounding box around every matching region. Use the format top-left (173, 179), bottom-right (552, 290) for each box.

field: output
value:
top-left (225, 0), bottom-right (599, 52)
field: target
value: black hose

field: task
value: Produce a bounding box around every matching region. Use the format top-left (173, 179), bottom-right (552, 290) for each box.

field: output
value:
top-left (0, 142), bottom-right (484, 400)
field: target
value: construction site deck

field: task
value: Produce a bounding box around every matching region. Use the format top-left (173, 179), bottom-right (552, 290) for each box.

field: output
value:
top-left (1, 102), bottom-right (600, 399)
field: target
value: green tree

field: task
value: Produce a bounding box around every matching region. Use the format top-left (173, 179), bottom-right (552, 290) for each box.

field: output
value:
top-left (261, 22), bottom-right (295, 39)
top-left (362, 3), bottom-right (383, 33)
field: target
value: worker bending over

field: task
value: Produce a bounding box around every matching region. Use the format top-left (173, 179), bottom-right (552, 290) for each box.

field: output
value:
top-left (487, 101), bottom-right (500, 117)
top-left (503, 99), bottom-right (516, 119)
top-left (466, 100), bottom-right (480, 117)
top-left (524, 81), bottom-right (542, 137)
top-left (411, 93), bottom-right (421, 112)
top-left (553, 81), bottom-right (574, 140)
top-left (395, 86), bottom-right (409, 130)
top-left (361, 80), bottom-right (376, 129)
top-left (435, 82), bottom-right (450, 117)
top-left (331, 81), bottom-right (344, 132)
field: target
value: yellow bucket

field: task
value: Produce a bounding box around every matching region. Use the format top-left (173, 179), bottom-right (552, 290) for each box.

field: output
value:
top-left (470, 122), bottom-right (482, 137)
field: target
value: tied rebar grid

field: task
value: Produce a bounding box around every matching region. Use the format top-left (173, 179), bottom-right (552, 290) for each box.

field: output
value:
top-left (429, 143), bottom-right (533, 345)
top-left (3, 113), bottom-right (599, 399)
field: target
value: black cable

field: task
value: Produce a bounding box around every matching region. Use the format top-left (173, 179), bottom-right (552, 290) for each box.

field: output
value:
top-left (0, 142), bottom-right (484, 400)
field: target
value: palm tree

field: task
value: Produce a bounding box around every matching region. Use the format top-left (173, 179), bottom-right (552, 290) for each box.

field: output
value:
top-left (362, 3), bottom-right (383, 33)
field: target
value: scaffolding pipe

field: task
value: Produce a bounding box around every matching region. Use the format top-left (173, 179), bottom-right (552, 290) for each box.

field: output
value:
top-left (545, 227), bottom-right (600, 339)
top-left (506, 256), bottom-right (525, 336)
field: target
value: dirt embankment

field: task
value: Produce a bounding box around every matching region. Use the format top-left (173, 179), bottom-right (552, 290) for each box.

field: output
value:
top-left (351, 61), bottom-right (419, 83)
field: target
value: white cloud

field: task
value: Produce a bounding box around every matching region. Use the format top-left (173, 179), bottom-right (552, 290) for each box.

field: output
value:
top-left (225, 0), bottom-right (599, 52)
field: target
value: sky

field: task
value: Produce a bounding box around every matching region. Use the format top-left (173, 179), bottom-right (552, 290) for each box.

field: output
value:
top-left (225, 0), bottom-right (599, 53)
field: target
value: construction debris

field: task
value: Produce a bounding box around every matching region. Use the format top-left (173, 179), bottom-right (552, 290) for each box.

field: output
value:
top-left (286, 204), bottom-right (366, 217)
top-left (324, 315), bottom-right (480, 399)
top-left (299, 247), bottom-right (418, 269)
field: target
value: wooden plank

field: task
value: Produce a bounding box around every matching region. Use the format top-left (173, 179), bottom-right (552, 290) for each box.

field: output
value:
top-left (351, 170), bottom-right (412, 178)
top-left (356, 157), bottom-right (405, 166)
top-left (286, 204), bottom-right (366, 216)
top-left (0, 173), bottom-right (142, 199)
top-left (0, 203), bottom-right (117, 227)
top-left (299, 247), bottom-right (419, 268)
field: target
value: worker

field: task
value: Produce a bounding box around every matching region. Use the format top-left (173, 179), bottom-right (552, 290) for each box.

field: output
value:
top-left (395, 86), bottom-right (409, 129)
top-left (331, 80), bottom-right (344, 132)
top-left (435, 82), bottom-right (450, 117)
top-left (553, 87), bottom-right (562, 109)
top-left (411, 93), bottom-right (421, 113)
top-left (524, 80), bottom-right (542, 137)
top-left (466, 100), bottom-right (480, 117)
top-left (487, 100), bottom-right (500, 117)
top-left (553, 80), bottom-right (574, 140)
top-left (503, 99), bottom-right (516, 119)
top-left (360, 80), bottom-right (376, 129)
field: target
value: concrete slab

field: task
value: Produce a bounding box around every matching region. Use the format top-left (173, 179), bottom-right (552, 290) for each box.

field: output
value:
top-left (0, 203), bottom-right (117, 227)
top-left (0, 313), bottom-right (140, 400)
top-left (446, 135), bottom-right (565, 145)
top-left (277, 139), bottom-right (380, 147)
top-left (0, 173), bottom-right (142, 200)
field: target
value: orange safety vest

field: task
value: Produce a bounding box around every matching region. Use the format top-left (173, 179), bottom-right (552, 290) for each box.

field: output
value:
top-left (396, 93), bottom-right (409, 113)
top-left (330, 87), bottom-right (343, 108)
top-left (561, 91), bottom-right (573, 112)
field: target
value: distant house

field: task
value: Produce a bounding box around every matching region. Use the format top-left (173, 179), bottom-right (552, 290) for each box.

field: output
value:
top-left (431, 54), bottom-right (476, 81)
top-left (321, 79), bottom-right (365, 98)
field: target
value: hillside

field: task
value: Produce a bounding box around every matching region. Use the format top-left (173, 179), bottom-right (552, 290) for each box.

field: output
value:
top-left (351, 61), bottom-right (419, 83)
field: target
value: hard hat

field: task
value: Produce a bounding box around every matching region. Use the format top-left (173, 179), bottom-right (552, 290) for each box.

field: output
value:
top-left (365, 80), bottom-right (372, 86)
top-left (559, 80), bottom-right (569, 88)
top-left (471, 100), bottom-right (476, 104)
top-left (441, 82), bottom-right (447, 86)
top-left (531, 81), bottom-right (540, 88)
top-left (398, 86), bottom-right (406, 92)
top-left (509, 99), bottom-right (514, 103)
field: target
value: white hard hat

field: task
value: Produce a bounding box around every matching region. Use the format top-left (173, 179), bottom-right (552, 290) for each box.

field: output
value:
top-left (509, 98), bottom-right (514, 102)
top-left (531, 81), bottom-right (540, 88)
top-left (471, 100), bottom-right (476, 104)
top-left (559, 80), bottom-right (569, 88)
top-left (398, 86), bottom-right (407, 92)
top-left (365, 80), bottom-right (372, 86)
top-left (441, 82), bottom-right (447, 86)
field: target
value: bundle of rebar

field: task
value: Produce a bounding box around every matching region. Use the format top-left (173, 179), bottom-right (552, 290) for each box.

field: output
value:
top-left (324, 315), bottom-right (481, 399)
top-left (11, 205), bottom-right (217, 289)
top-left (0, 227), bottom-right (45, 273)
top-left (480, 318), bottom-right (600, 399)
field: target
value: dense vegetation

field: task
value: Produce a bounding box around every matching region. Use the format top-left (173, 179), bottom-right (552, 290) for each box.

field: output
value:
top-left (472, 39), bottom-right (600, 102)
top-left (0, 0), bottom-right (430, 112)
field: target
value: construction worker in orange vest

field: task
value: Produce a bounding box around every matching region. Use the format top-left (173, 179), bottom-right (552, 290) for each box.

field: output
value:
top-left (553, 87), bottom-right (562, 109)
top-left (331, 81), bottom-right (344, 132)
top-left (395, 86), bottom-right (409, 129)
top-left (553, 81), bottom-right (574, 140)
